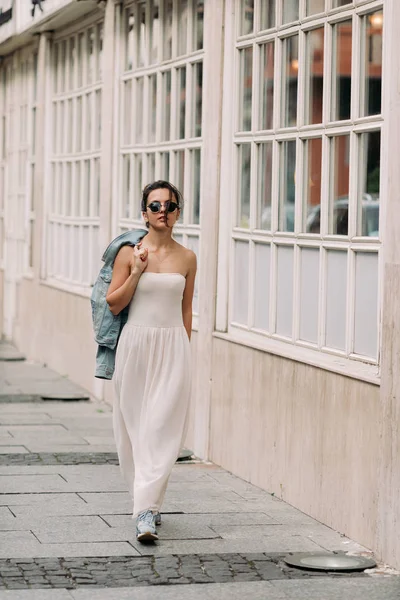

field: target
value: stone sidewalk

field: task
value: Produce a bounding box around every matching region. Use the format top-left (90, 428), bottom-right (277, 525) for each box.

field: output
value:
top-left (0, 349), bottom-right (399, 599)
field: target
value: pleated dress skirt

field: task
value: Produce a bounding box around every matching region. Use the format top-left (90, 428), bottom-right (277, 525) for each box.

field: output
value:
top-left (113, 272), bottom-right (191, 517)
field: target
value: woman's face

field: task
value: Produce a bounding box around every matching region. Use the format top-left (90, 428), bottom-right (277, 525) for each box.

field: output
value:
top-left (144, 188), bottom-right (180, 229)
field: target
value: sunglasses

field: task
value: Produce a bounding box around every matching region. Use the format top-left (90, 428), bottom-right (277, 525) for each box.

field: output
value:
top-left (147, 201), bottom-right (179, 214)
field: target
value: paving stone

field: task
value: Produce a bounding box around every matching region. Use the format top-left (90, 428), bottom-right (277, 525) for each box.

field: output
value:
top-left (272, 578), bottom-right (400, 600)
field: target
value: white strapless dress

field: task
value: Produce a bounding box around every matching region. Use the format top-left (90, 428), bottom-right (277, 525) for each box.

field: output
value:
top-left (113, 272), bottom-right (191, 517)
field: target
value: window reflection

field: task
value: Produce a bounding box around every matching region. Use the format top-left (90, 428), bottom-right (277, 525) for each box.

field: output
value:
top-left (150, 1), bottom-right (160, 64)
top-left (329, 135), bottom-right (350, 236)
top-left (358, 130), bottom-right (380, 237)
top-left (306, 0), bottom-right (324, 16)
top-left (282, 35), bottom-right (298, 128)
top-left (304, 138), bottom-right (322, 234)
top-left (332, 20), bottom-right (352, 121)
top-left (193, 61), bottom-right (202, 137)
top-left (305, 27), bottom-right (324, 125)
top-left (278, 140), bottom-right (296, 232)
top-left (240, 47), bottom-right (253, 131)
top-left (260, 1), bottom-right (275, 30)
top-left (240, 0), bottom-right (254, 35)
top-left (178, 67), bottom-right (186, 139)
top-left (193, 0), bottom-right (204, 50)
top-left (238, 143), bottom-right (251, 228)
top-left (283, 0), bottom-right (299, 24)
top-left (363, 11), bottom-right (383, 117)
top-left (260, 42), bottom-right (274, 130)
top-left (257, 142), bottom-right (273, 230)
top-left (178, 0), bottom-right (188, 55)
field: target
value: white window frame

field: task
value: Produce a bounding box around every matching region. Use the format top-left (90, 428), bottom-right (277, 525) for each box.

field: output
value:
top-left (216, 0), bottom-right (384, 384)
top-left (44, 16), bottom-right (104, 294)
top-left (114, 0), bottom-right (204, 325)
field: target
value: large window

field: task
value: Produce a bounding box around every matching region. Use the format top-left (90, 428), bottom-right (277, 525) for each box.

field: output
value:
top-left (1, 52), bottom-right (38, 275)
top-left (47, 22), bottom-right (103, 287)
top-left (119, 0), bottom-right (204, 315)
top-left (221, 0), bottom-right (383, 365)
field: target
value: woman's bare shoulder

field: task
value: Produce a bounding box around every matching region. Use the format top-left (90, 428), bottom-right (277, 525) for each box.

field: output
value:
top-left (114, 245), bottom-right (134, 265)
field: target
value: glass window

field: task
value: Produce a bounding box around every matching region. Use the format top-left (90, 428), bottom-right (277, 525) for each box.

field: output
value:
top-left (283, 0), bottom-right (299, 24)
top-left (305, 27), bottom-right (324, 125)
top-left (162, 70), bottom-right (172, 141)
top-left (260, 1), bottom-right (275, 30)
top-left (278, 140), bottom-right (296, 232)
top-left (138, 3), bottom-right (147, 68)
top-left (193, 61), bottom-right (203, 137)
top-left (304, 137), bottom-right (322, 234)
top-left (332, 20), bottom-right (352, 121)
top-left (97, 24), bottom-right (103, 81)
top-left (362, 11), bottom-right (383, 117)
top-left (325, 250), bottom-right (347, 351)
top-left (125, 9), bottom-right (135, 71)
top-left (240, 0), bottom-right (254, 35)
top-left (238, 143), bottom-right (251, 228)
top-left (306, 0), bottom-right (325, 16)
top-left (260, 42), bottom-right (274, 130)
top-left (149, 74), bottom-right (157, 143)
top-left (357, 130), bottom-right (380, 237)
top-left (282, 35), bottom-right (298, 128)
top-left (178, 0), bottom-right (188, 55)
top-left (150, 0), bottom-right (160, 63)
top-left (276, 245), bottom-right (294, 338)
top-left (164, 0), bottom-right (173, 60)
top-left (239, 47), bottom-right (253, 131)
top-left (135, 77), bottom-right (144, 143)
top-left (257, 141), bottom-right (273, 230)
top-left (193, 0), bottom-right (204, 50)
top-left (333, 0), bottom-right (351, 6)
top-left (233, 241), bottom-right (250, 323)
top-left (329, 134), bottom-right (350, 235)
top-left (178, 67), bottom-right (187, 139)
top-left (299, 248), bottom-right (319, 343)
top-left (191, 148), bottom-right (201, 224)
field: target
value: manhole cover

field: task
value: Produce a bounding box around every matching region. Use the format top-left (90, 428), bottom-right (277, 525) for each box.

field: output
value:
top-left (176, 449), bottom-right (193, 461)
top-left (284, 552), bottom-right (376, 572)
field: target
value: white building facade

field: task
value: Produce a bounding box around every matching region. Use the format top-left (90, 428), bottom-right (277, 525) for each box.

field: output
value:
top-left (1, 0), bottom-right (400, 569)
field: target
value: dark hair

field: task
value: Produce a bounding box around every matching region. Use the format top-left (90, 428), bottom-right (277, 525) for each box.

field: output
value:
top-left (141, 180), bottom-right (183, 228)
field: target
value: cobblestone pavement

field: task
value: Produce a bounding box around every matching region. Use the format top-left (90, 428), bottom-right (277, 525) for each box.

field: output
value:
top-left (0, 553), bottom-right (368, 591)
top-left (0, 453), bottom-right (119, 466)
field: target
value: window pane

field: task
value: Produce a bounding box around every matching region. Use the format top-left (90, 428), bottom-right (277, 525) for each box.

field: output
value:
top-left (147, 153), bottom-right (156, 182)
top-left (358, 131), bottom-right (380, 237)
top-left (239, 47), bottom-right (253, 131)
top-left (254, 243), bottom-right (270, 331)
top-left (134, 154), bottom-right (143, 218)
top-left (68, 37), bottom-right (75, 90)
top-left (150, 0), bottom-right (160, 63)
top-left (238, 143), bottom-right (251, 228)
top-left (76, 97), bottom-right (82, 152)
top-left (163, 71), bottom-right (171, 141)
top-left (160, 151), bottom-right (170, 180)
top-left (305, 27), bottom-right (324, 125)
top-left (87, 29), bottom-right (95, 85)
top-left (83, 160), bottom-right (90, 216)
top-left (95, 90), bottom-right (101, 149)
top-left (97, 24), bottom-right (103, 81)
top-left (333, 0), bottom-right (350, 6)
top-left (283, 0), bottom-right (299, 24)
top-left (233, 241), bottom-right (249, 324)
top-left (304, 138), bottom-right (322, 234)
top-left (192, 148), bottom-right (201, 224)
top-left (276, 245), bottom-right (294, 338)
top-left (66, 100), bottom-right (73, 154)
top-left (306, 0), bottom-right (325, 16)
top-left (193, 61), bottom-right (203, 137)
top-left (260, 1), bottom-right (275, 30)
top-left (85, 93), bottom-right (92, 151)
top-left (174, 150), bottom-right (185, 198)
top-left (282, 35), bottom-right (298, 127)
top-left (240, 0), bottom-right (254, 35)
top-left (135, 77), bottom-right (144, 143)
top-left (178, 0), bottom-right (188, 55)
top-left (149, 74), bottom-right (157, 143)
top-left (122, 154), bottom-right (131, 218)
top-left (77, 33), bottom-right (84, 86)
top-left (329, 135), bottom-right (350, 236)
top-left (257, 142), bottom-right (273, 230)
top-left (299, 248), bottom-right (319, 344)
top-left (193, 0), bottom-right (204, 50)
top-left (278, 140), bottom-right (296, 232)
top-left (354, 252), bottom-right (378, 358)
top-left (260, 42), bottom-right (274, 130)
top-left (125, 9), bottom-right (135, 71)
top-left (123, 80), bottom-right (132, 145)
top-left (178, 67), bottom-right (186, 139)
top-left (94, 157), bottom-right (100, 217)
top-left (332, 20), bottom-right (352, 121)
top-left (138, 3), bottom-right (147, 67)
top-left (362, 11), bottom-right (383, 117)
top-left (164, 0), bottom-right (173, 60)
top-left (74, 161), bottom-right (81, 216)
top-left (325, 250), bottom-right (347, 351)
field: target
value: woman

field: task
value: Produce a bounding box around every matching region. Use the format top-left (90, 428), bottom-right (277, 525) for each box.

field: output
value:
top-left (106, 180), bottom-right (197, 542)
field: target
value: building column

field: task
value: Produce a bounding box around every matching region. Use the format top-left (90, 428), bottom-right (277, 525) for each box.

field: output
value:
top-left (193, 0), bottom-right (225, 459)
top-left (33, 32), bottom-right (51, 281)
top-left (377, 0), bottom-right (400, 569)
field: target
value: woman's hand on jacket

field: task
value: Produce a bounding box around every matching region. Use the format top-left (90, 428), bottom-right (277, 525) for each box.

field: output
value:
top-left (131, 243), bottom-right (148, 275)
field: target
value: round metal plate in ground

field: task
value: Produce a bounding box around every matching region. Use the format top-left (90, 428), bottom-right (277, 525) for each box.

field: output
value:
top-left (284, 553), bottom-right (376, 572)
top-left (176, 448), bottom-right (193, 462)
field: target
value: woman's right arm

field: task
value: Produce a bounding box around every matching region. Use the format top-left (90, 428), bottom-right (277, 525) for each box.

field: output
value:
top-left (106, 245), bottom-right (148, 315)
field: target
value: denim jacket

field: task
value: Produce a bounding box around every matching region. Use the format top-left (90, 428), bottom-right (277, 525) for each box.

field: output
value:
top-left (91, 229), bottom-right (148, 380)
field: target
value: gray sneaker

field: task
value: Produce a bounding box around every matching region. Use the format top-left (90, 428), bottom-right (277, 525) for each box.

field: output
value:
top-left (136, 510), bottom-right (158, 542)
top-left (154, 512), bottom-right (161, 527)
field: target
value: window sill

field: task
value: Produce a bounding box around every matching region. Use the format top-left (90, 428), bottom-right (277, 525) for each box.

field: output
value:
top-left (213, 330), bottom-right (380, 386)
